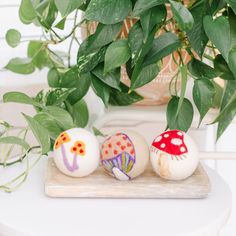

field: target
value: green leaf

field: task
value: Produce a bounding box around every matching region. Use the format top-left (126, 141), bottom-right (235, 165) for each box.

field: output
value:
top-left (133, 0), bottom-right (168, 16)
top-left (213, 92), bottom-right (236, 139)
top-left (104, 39), bottom-right (131, 73)
top-left (128, 22), bottom-right (144, 67)
top-left (78, 46), bottom-right (107, 73)
top-left (85, 0), bottom-right (132, 24)
top-left (109, 83), bottom-right (143, 106)
top-left (216, 81), bottom-right (236, 140)
top-left (0, 136), bottom-right (30, 151)
top-left (54, 17), bottom-right (66, 30)
top-left (176, 65), bottom-right (188, 116)
top-left (212, 81), bottom-right (224, 109)
top-left (143, 32), bottom-right (181, 66)
top-left (140, 5), bottom-right (166, 41)
top-left (3, 91), bottom-right (42, 107)
top-left (213, 54), bottom-right (235, 80)
top-left (225, 0), bottom-right (236, 15)
top-left (91, 74), bottom-right (111, 105)
top-left (5, 29), bottom-right (21, 48)
top-left (92, 127), bottom-right (106, 137)
top-left (19, 0), bottom-right (37, 24)
top-left (36, 0), bottom-right (58, 29)
top-left (55, 0), bottom-right (84, 17)
top-left (5, 58), bottom-right (35, 74)
top-left (169, 0), bottom-right (194, 31)
top-left (27, 40), bottom-right (50, 69)
top-left (193, 79), bottom-right (215, 125)
top-left (167, 96), bottom-right (193, 132)
top-left (92, 64), bottom-right (121, 91)
top-left (22, 113), bottom-right (51, 154)
top-left (228, 47), bottom-right (236, 79)
top-left (44, 106), bottom-right (75, 130)
top-left (45, 88), bottom-right (76, 106)
top-left (78, 23), bottom-right (122, 55)
top-left (72, 99), bottom-right (89, 128)
top-left (229, 8), bottom-right (236, 48)
top-left (187, 0), bottom-right (208, 57)
top-left (188, 58), bottom-right (220, 79)
top-left (203, 15), bottom-right (230, 62)
top-left (207, 0), bottom-right (226, 15)
top-left (60, 68), bottom-right (91, 104)
top-left (47, 68), bottom-right (60, 87)
top-left (130, 63), bottom-right (159, 90)
top-left (34, 113), bottom-right (62, 139)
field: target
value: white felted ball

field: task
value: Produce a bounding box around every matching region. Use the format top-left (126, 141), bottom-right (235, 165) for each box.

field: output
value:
top-left (53, 128), bottom-right (100, 177)
top-left (150, 130), bottom-right (199, 180)
top-left (101, 130), bottom-right (149, 181)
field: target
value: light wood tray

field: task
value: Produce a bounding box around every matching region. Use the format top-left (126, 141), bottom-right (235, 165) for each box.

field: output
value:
top-left (45, 158), bottom-right (211, 198)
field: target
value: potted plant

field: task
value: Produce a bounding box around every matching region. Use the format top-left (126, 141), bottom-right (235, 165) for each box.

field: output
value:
top-left (1, 0), bottom-right (236, 191)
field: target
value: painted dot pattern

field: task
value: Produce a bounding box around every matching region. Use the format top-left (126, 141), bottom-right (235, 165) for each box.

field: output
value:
top-left (54, 132), bottom-right (71, 149)
top-left (152, 130), bottom-right (188, 155)
top-left (101, 133), bottom-right (135, 161)
top-left (70, 140), bottom-right (86, 156)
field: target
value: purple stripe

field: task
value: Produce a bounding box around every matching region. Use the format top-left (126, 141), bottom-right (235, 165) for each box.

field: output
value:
top-left (61, 144), bottom-right (74, 172)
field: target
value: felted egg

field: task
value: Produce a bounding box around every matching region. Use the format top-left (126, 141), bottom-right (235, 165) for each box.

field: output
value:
top-left (101, 130), bottom-right (149, 181)
top-left (150, 130), bottom-right (199, 181)
top-left (53, 128), bottom-right (100, 177)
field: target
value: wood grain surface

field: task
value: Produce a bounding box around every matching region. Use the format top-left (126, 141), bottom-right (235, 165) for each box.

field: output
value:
top-left (45, 158), bottom-right (211, 198)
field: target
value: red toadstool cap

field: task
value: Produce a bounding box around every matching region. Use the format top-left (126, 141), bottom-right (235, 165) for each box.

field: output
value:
top-left (152, 130), bottom-right (188, 155)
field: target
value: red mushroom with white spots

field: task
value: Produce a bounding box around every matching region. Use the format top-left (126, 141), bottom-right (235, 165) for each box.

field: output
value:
top-left (150, 130), bottom-right (199, 180)
top-left (151, 130), bottom-right (188, 160)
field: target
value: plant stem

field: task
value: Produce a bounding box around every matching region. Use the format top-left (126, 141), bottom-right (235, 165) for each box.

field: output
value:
top-left (0, 146), bottom-right (40, 167)
top-left (68, 10), bottom-right (79, 67)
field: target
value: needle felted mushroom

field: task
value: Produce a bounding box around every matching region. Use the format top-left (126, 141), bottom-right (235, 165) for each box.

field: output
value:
top-left (53, 128), bottom-right (100, 177)
top-left (54, 132), bottom-right (72, 171)
top-left (101, 130), bottom-right (149, 181)
top-left (150, 130), bottom-right (199, 180)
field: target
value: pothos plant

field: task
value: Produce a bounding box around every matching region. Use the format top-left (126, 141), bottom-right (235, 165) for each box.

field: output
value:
top-left (1, 0), bottom-right (236, 191)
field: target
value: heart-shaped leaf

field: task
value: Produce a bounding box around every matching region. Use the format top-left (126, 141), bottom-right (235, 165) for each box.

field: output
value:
top-left (92, 64), bottom-right (121, 91)
top-left (85, 0), bottom-right (132, 24)
top-left (187, 0), bottom-right (208, 57)
top-left (188, 58), bottom-right (220, 79)
top-left (169, 0), bottom-right (194, 31)
top-left (143, 32), bottom-right (181, 66)
top-left (22, 114), bottom-right (51, 154)
top-left (130, 63), bottom-right (159, 90)
top-left (72, 99), bottom-right (89, 128)
top-left (132, 0), bottom-right (168, 16)
top-left (193, 78), bottom-right (215, 125)
top-left (5, 29), bottom-right (21, 48)
top-left (104, 39), bottom-right (131, 73)
top-left (0, 136), bottom-right (30, 151)
top-left (55, 0), bottom-right (84, 17)
top-left (5, 58), bottom-right (35, 74)
top-left (203, 16), bottom-right (230, 62)
top-left (3, 91), bottom-right (42, 107)
top-left (167, 96), bottom-right (193, 132)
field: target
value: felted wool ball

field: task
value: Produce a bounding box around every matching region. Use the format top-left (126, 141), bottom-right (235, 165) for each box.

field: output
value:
top-left (150, 130), bottom-right (199, 181)
top-left (53, 128), bottom-right (100, 177)
top-left (101, 130), bottom-right (149, 181)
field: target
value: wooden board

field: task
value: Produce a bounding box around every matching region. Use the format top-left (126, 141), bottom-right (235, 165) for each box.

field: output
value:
top-left (45, 158), bottom-right (211, 198)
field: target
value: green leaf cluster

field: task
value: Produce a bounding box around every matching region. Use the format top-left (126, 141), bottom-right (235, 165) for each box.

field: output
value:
top-left (4, 0), bottom-right (236, 150)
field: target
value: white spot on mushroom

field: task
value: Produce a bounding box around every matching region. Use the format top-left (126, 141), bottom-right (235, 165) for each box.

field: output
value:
top-left (171, 138), bottom-right (182, 145)
top-left (177, 132), bottom-right (183, 136)
top-left (164, 134), bottom-right (169, 138)
top-left (160, 143), bottom-right (166, 148)
top-left (180, 147), bottom-right (186, 152)
top-left (155, 136), bottom-right (162, 142)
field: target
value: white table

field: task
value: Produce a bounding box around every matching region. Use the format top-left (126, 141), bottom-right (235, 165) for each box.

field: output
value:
top-left (0, 158), bottom-right (232, 236)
